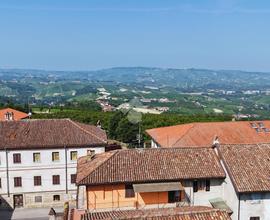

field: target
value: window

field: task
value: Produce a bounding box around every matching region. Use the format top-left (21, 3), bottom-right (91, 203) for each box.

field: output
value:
top-left (35, 196), bottom-right (42, 203)
top-left (125, 184), bottom-right (135, 198)
top-left (206, 179), bottom-right (211, 191)
top-left (52, 175), bottom-right (60, 185)
top-left (168, 191), bottom-right (185, 203)
top-left (87, 149), bottom-right (95, 156)
top-left (52, 152), bottom-right (60, 162)
top-left (250, 217), bottom-right (260, 220)
top-left (14, 177), bottom-right (22, 187)
top-left (33, 153), bottom-right (41, 163)
top-left (71, 174), bottom-right (76, 184)
top-left (13, 153), bottom-right (21, 164)
top-left (53, 195), bottom-right (60, 201)
top-left (70, 151), bottom-right (78, 161)
top-left (193, 179), bottom-right (210, 192)
top-left (193, 180), bottom-right (198, 192)
top-left (0, 178), bottom-right (1, 188)
top-left (34, 176), bottom-right (42, 186)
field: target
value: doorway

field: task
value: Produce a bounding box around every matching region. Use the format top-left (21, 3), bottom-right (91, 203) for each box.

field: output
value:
top-left (13, 194), bottom-right (23, 208)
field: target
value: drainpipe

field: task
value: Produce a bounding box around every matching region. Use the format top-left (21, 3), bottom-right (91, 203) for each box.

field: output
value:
top-left (5, 148), bottom-right (10, 197)
top-left (65, 146), bottom-right (68, 194)
top-left (238, 193), bottom-right (241, 220)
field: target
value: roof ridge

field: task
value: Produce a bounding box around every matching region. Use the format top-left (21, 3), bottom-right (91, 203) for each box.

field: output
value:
top-left (78, 150), bottom-right (120, 184)
top-left (67, 119), bottom-right (107, 143)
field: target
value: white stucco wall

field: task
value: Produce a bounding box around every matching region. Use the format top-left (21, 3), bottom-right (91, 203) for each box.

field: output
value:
top-left (0, 146), bottom-right (104, 208)
top-left (183, 179), bottom-right (225, 206)
top-left (151, 140), bottom-right (160, 148)
top-left (239, 193), bottom-right (270, 220)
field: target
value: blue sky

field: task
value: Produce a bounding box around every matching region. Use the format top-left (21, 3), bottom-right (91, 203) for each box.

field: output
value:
top-left (1, 0), bottom-right (270, 71)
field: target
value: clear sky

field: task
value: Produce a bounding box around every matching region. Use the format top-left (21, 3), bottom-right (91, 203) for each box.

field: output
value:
top-left (1, 0), bottom-right (270, 71)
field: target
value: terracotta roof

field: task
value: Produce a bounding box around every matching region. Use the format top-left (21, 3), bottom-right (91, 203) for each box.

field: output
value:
top-left (219, 143), bottom-right (270, 193)
top-left (0, 119), bottom-right (107, 149)
top-left (146, 121), bottom-right (270, 148)
top-left (80, 206), bottom-right (231, 220)
top-left (0, 108), bottom-right (28, 121)
top-left (76, 147), bottom-right (225, 185)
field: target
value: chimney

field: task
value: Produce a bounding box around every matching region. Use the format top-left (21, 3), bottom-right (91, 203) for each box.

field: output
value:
top-left (5, 112), bottom-right (14, 121)
top-left (212, 135), bottom-right (220, 148)
top-left (87, 150), bottom-right (95, 161)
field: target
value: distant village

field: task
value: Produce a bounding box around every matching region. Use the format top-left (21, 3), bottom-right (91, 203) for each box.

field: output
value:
top-left (0, 107), bottom-right (270, 220)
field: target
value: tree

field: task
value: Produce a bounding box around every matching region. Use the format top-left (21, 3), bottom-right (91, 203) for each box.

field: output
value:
top-left (108, 111), bottom-right (124, 139)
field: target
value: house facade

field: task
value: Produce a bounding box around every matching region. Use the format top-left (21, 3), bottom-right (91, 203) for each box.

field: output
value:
top-left (217, 143), bottom-right (270, 220)
top-left (0, 119), bottom-right (107, 209)
top-left (76, 147), bottom-right (227, 211)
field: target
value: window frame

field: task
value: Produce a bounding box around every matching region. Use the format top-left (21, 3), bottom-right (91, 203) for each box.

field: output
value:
top-left (13, 153), bottom-right (21, 164)
top-left (14, 177), bottom-right (22, 187)
top-left (53, 195), bottom-right (60, 201)
top-left (34, 176), bottom-right (42, 186)
top-left (52, 175), bottom-right (60, 185)
top-left (250, 217), bottom-right (260, 220)
top-left (52, 152), bottom-right (60, 162)
top-left (70, 174), bottom-right (76, 184)
top-left (70, 151), bottom-right (78, 161)
top-left (34, 196), bottom-right (42, 203)
top-left (33, 152), bottom-right (41, 163)
top-left (125, 184), bottom-right (135, 198)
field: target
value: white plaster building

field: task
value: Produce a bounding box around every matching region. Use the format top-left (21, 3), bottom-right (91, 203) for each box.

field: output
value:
top-left (217, 143), bottom-right (270, 220)
top-left (0, 119), bottom-right (107, 209)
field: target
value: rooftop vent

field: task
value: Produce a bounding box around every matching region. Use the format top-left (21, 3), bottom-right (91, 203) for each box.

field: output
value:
top-left (250, 122), bottom-right (257, 128)
top-left (258, 122), bottom-right (265, 128)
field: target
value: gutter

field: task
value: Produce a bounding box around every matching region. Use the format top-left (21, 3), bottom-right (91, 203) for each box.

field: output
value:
top-left (5, 148), bottom-right (10, 197)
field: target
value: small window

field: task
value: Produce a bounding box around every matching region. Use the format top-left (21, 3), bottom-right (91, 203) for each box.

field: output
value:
top-left (71, 174), bottom-right (76, 184)
top-left (53, 195), bottom-right (60, 201)
top-left (52, 152), bottom-right (60, 162)
top-left (33, 153), bottom-right (41, 163)
top-left (70, 151), bottom-right (78, 161)
top-left (35, 196), bottom-right (42, 203)
top-left (193, 180), bottom-right (198, 192)
top-left (125, 184), bottom-right (135, 198)
top-left (250, 217), bottom-right (260, 220)
top-left (14, 177), bottom-right (22, 187)
top-left (34, 176), bottom-right (42, 186)
top-left (206, 179), bottom-right (210, 191)
top-left (13, 154), bottom-right (21, 164)
top-left (52, 175), bottom-right (60, 185)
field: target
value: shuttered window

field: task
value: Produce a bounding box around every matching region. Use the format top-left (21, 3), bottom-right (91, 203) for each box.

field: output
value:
top-left (14, 177), bottom-right (22, 187)
top-left (52, 175), bottom-right (60, 185)
top-left (13, 154), bottom-right (21, 164)
top-left (34, 176), bottom-right (42, 186)
top-left (71, 174), bottom-right (76, 184)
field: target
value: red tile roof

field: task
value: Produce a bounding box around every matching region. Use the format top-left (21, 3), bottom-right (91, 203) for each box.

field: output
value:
top-left (0, 119), bottom-right (107, 149)
top-left (0, 108), bottom-right (28, 121)
top-left (76, 147), bottom-right (225, 185)
top-left (80, 207), bottom-right (231, 220)
top-left (146, 121), bottom-right (270, 148)
top-left (219, 143), bottom-right (270, 193)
